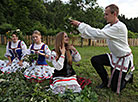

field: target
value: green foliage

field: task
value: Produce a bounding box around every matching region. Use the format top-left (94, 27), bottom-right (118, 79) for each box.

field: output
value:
top-left (0, 45), bottom-right (5, 60)
top-left (30, 21), bottom-right (47, 35)
top-left (56, 87), bottom-right (98, 102)
top-left (64, 16), bottom-right (78, 34)
top-left (128, 30), bottom-right (138, 38)
top-left (0, 71), bottom-right (98, 102)
top-left (0, 0), bottom-right (47, 35)
top-left (0, 0), bottom-right (138, 37)
top-left (119, 15), bottom-right (138, 33)
top-left (46, 28), bottom-right (62, 36)
top-left (0, 23), bottom-right (16, 34)
top-left (5, 29), bottom-right (25, 41)
top-left (85, 6), bottom-right (105, 28)
top-left (23, 53), bottom-right (38, 64)
top-left (0, 0), bottom-right (107, 36)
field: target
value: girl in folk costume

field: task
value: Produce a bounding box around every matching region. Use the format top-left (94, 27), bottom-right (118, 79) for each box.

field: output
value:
top-left (49, 32), bottom-right (82, 94)
top-left (24, 30), bottom-right (54, 82)
top-left (0, 30), bottom-right (28, 73)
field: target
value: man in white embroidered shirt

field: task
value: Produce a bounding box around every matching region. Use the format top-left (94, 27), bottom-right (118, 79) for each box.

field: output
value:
top-left (70, 4), bottom-right (134, 94)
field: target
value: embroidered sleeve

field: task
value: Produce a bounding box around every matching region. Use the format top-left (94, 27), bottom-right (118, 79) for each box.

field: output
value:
top-left (44, 45), bottom-right (51, 55)
top-left (71, 50), bottom-right (81, 62)
top-left (44, 45), bottom-right (51, 62)
top-left (51, 51), bottom-right (65, 71)
top-left (5, 42), bottom-right (12, 57)
top-left (21, 41), bottom-right (28, 60)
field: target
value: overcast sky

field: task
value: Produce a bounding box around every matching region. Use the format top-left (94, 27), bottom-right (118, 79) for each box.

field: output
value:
top-left (50, 0), bottom-right (138, 19)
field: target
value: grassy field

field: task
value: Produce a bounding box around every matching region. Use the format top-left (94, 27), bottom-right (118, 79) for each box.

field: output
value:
top-left (0, 45), bottom-right (138, 102)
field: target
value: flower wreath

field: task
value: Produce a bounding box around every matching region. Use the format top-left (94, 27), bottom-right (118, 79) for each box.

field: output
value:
top-left (6, 29), bottom-right (23, 40)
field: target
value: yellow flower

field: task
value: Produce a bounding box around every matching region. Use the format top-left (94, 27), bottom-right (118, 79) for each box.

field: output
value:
top-left (6, 31), bottom-right (10, 34)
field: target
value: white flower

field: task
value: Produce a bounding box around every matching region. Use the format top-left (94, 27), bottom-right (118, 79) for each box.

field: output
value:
top-left (16, 29), bottom-right (20, 32)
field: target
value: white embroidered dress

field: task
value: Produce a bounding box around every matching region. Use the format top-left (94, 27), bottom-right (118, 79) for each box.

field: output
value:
top-left (24, 43), bottom-right (55, 80)
top-left (0, 40), bottom-right (29, 73)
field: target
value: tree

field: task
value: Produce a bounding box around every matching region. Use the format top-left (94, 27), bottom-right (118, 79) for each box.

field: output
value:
top-left (119, 15), bottom-right (138, 33)
top-left (0, 0), bottom-right (108, 35)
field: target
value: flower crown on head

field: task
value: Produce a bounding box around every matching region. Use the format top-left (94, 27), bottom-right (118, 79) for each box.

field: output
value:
top-left (6, 29), bottom-right (23, 39)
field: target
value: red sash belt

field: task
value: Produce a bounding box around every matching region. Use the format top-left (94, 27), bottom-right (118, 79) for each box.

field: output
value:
top-left (108, 52), bottom-right (131, 94)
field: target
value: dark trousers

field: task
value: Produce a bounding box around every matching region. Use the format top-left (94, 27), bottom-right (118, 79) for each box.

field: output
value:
top-left (91, 54), bottom-right (130, 92)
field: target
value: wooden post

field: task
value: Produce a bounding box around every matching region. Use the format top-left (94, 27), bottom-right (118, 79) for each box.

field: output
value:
top-left (48, 36), bottom-right (50, 46)
top-left (0, 35), bottom-right (1, 44)
top-left (46, 36), bottom-right (48, 45)
top-left (81, 37), bottom-right (83, 47)
top-left (72, 37), bottom-right (74, 45)
top-left (29, 35), bottom-right (31, 45)
top-left (4, 36), bottom-right (7, 44)
top-left (1, 35), bottom-right (5, 45)
top-left (88, 39), bottom-right (91, 46)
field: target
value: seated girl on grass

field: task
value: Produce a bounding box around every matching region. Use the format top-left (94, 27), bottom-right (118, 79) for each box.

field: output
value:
top-left (0, 29), bottom-right (28, 73)
top-left (24, 30), bottom-right (54, 82)
top-left (49, 32), bottom-right (82, 94)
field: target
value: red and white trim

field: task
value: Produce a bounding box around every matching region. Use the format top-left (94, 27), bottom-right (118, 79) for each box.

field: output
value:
top-left (107, 52), bottom-right (134, 94)
top-left (60, 55), bottom-right (65, 59)
top-left (50, 76), bottom-right (81, 94)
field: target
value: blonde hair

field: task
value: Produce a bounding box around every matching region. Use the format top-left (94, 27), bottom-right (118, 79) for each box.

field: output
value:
top-left (32, 30), bottom-right (41, 36)
top-left (55, 32), bottom-right (72, 65)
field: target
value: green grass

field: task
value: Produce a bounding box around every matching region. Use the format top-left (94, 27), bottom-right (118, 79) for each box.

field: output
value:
top-left (0, 45), bottom-right (138, 102)
top-left (0, 45), bottom-right (6, 60)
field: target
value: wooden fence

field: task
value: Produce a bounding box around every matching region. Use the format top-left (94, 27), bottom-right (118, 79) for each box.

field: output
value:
top-left (1, 35), bottom-right (138, 47)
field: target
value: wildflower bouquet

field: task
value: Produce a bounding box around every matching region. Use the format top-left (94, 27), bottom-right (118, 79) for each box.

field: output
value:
top-left (23, 54), bottom-right (38, 64)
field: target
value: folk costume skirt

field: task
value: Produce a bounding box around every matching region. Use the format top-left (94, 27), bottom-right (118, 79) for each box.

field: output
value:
top-left (0, 58), bottom-right (29, 73)
top-left (50, 75), bottom-right (82, 94)
top-left (24, 61), bottom-right (55, 81)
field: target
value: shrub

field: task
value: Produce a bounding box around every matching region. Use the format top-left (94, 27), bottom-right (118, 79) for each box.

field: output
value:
top-left (46, 28), bottom-right (61, 36)
top-left (128, 30), bottom-right (138, 38)
top-left (29, 21), bottom-right (47, 35)
top-left (0, 23), bottom-right (16, 34)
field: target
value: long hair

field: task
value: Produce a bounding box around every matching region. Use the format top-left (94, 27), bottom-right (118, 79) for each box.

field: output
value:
top-left (55, 32), bottom-right (72, 65)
